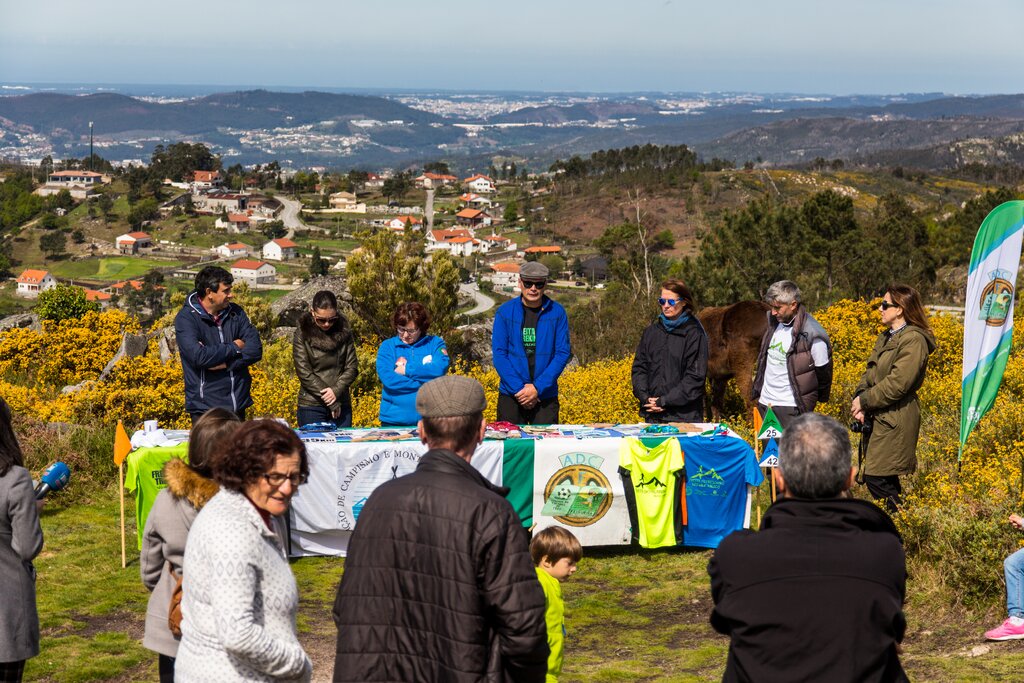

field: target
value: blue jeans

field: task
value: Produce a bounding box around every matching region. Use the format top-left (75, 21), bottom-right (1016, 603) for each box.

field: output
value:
top-left (1006, 547), bottom-right (1024, 618)
top-left (297, 404), bottom-right (352, 429)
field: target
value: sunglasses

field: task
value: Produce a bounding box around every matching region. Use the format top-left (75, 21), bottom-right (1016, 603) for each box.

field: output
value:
top-left (521, 280), bottom-right (547, 290)
top-left (313, 314), bottom-right (338, 324)
top-left (658, 298), bottom-right (679, 306)
top-left (879, 301), bottom-right (900, 311)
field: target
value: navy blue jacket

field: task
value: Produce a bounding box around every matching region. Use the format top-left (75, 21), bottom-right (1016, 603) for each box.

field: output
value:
top-left (491, 296), bottom-right (571, 400)
top-left (174, 292), bottom-right (263, 414)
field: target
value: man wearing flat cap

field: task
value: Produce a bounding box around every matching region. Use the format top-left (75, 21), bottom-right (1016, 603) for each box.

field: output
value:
top-left (332, 376), bottom-right (548, 683)
top-left (492, 260), bottom-right (572, 424)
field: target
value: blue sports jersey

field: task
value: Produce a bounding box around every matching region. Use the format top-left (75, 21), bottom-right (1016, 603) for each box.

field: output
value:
top-left (678, 435), bottom-right (763, 549)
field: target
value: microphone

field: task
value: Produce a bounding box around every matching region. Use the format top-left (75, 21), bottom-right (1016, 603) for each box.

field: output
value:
top-left (34, 462), bottom-right (71, 500)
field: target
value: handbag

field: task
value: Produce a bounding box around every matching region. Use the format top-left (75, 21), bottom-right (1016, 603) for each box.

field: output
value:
top-left (167, 565), bottom-right (184, 637)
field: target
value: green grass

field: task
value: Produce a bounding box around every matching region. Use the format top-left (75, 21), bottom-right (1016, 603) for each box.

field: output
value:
top-left (249, 288), bottom-right (293, 304)
top-left (46, 257), bottom-right (185, 281)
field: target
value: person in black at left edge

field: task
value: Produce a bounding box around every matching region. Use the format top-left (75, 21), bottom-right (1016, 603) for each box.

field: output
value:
top-left (175, 266), bottom-right (263, 424)
top-left (631, 278), bottom-right (708, 423)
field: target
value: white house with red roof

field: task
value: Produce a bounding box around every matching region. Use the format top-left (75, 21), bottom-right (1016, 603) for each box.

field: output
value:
top-left (455, 207), bottom-right (492, 228)
top-left (191, 170), bottom-right (222, 190)
top-left (15, 269), bottom-right (57, 298)
top-left (480, 233), bottom-right (514, 251)
top-left (463, 174), bottom-right (496, 194)
top-left (48, 170), bottom-right (107, 185)
top-left (364, 172), bottom-right (385, 189)
top-left (426, 228), bottom-right (485, 256)
top-left (459, 192), bottom-right (493, 209)
top-left (386, 215), bottom-right (423, 232)
top-left (487, 262), bottom-right (521, 289)
top-left (415, 172), bottom-right (459, 189)
top-left (262, 238), bottom-right (299, 261)
top-left (214, 242), bottom-right (251, 259)
top-left (231, 259), bottom-right (277, 286)
top-left (81, 288), bottom-right (112, 308)
top-left (215, 213), bottom-right (252, 233)
top-left (115, 231), bottom-right (153, 255)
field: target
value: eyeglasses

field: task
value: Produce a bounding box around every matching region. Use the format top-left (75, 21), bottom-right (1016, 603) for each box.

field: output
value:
top-left (879, 301), bottom-right (900, 311)
top-left (521, 280), bottom-right (546, 290)
top-left (312, 314), bottom-right (338, 325)
top-left (396, 326), bottom-right (419, 336)
top-left (262, 472), bottom-right (308, 488)
top-left (658, 298), bottom-right (679, 306)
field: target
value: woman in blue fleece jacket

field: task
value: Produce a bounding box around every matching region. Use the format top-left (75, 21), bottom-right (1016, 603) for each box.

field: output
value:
top-left (376, 302), bottom-right (450, 426)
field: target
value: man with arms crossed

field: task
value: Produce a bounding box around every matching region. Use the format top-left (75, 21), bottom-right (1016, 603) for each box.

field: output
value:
top-left (492, 261), bottom-right (572, 425)
top-left (174, 266), bottom-right (262, 423)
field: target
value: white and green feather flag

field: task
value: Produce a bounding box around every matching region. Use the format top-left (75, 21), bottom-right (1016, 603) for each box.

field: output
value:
top-left (961, 201), bottom-right (1024, 458)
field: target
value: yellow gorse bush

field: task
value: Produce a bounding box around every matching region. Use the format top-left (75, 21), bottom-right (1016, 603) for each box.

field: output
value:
top-left (5, 301), bottom-right (1024, 607)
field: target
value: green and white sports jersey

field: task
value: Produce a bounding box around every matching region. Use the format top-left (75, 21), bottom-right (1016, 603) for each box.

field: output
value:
top-left (618, 437), bottom-right (683, 548)
top-left (125, 443), bottom-right (188, 549)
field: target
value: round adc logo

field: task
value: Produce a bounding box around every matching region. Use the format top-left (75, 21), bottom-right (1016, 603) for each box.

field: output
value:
top-left (543, 453), bottom-right (613, 527)
top-left (979, 270), bottom-right (1014, 327)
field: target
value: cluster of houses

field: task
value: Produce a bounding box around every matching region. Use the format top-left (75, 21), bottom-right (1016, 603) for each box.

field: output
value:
top-left (14, 268), bottom-right (165, 307)
top-left (165, 170), bottom-right (284, 232)
top-left (413, 173), bottom-right (497, 194)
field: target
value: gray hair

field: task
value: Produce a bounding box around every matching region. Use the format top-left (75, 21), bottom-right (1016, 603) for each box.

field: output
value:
top-left (778, 413), bottom-right (852, 499)
top-left (764, 280), bottom-right (801, 305)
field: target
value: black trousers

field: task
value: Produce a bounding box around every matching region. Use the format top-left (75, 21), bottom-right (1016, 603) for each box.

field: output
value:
top-left (497, 394), bottom-right (559, 425)
top-left (863, 474), bottom-right (902, 512)
top-left (0, 660), bottom-right (25, 683)
top-left (158, 655), bottom-right (175, 683)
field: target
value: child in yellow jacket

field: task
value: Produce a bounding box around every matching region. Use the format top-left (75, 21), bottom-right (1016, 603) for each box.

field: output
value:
top-left (531, 527), bottom-right (582, 683)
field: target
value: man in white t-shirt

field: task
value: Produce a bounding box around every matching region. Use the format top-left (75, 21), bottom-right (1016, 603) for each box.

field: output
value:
top-left (751, 280), bottom-right (833, 429)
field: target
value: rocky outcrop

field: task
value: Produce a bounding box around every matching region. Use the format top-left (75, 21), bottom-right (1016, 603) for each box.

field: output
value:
top-left (272, 276), bottom-right (352, 328)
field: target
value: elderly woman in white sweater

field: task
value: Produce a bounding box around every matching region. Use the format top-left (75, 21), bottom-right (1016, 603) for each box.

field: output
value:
top-left (176, 419), bottom-right (312, 682)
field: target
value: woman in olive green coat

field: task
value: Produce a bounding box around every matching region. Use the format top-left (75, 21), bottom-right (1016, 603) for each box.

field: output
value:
top-left (292, 290), bottom-right (358, 428)
top-left (851, 284), bottom-right (936, 511)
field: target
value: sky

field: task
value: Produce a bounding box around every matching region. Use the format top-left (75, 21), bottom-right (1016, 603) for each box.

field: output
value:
top-left (2, 0), bottom-right (1022, 95)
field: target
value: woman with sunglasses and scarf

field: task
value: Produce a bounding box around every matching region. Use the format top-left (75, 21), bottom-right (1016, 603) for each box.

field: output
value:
top-left (376, 302), bottom-right (450, 427)
top-left (631, 279), bottom-right (709, 423)
top-left (292, 290), bottom-right (358, 428)
top-left (851, 285), bottom-right (936, 511)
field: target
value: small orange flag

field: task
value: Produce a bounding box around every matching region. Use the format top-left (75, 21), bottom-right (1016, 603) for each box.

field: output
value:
top-left (114, 420), bottom-right (132, 466)
top-left (752, 405), bottom-right (763, 436)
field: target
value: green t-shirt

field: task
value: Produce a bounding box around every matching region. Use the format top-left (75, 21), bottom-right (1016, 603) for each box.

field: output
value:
top-left (124, 443), bottom-right (189, 549)
top-left (619, 437), bottom-right (684, 548)
top-left (536, 566), bottom-right (564, 683)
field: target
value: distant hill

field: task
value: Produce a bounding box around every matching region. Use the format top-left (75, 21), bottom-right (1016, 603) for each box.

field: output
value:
top-left (696, 117), bottom-right (1024, 166)
top-left (5, 88), bottom-right (1024, 170)
top-left (0, 90), bottom-right (441, 136)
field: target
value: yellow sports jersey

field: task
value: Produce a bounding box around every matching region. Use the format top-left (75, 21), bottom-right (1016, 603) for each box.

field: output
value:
top-left (618, 437), bottom-right (684, 548)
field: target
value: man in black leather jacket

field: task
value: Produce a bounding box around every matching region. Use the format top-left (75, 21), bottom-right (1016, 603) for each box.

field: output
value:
top-left (332, 376), bottom-right (548, 683)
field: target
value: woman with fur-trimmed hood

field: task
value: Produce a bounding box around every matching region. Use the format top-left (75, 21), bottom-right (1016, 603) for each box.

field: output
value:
top-left (292, 290), bottom-right (359, 428)
top-left (140, 409), bottom-right (240, 683)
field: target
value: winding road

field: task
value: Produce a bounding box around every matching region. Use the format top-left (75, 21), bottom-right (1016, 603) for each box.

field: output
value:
top-left (460, 283), bottom-right (496, 315)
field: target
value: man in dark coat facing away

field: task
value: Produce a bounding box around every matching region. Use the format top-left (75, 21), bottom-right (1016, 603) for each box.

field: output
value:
top-left (332, 375), bottom-right (548, 682)
top-left (708, 413), bottom-right (908, 683)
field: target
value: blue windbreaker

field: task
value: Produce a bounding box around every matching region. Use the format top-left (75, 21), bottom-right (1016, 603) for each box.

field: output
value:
top-left (174, 292), bottom-right (263, 414)
top-left (491, 296), bottom-right (572, 400)
top-left (376, 334), bottom-right (450, 425)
